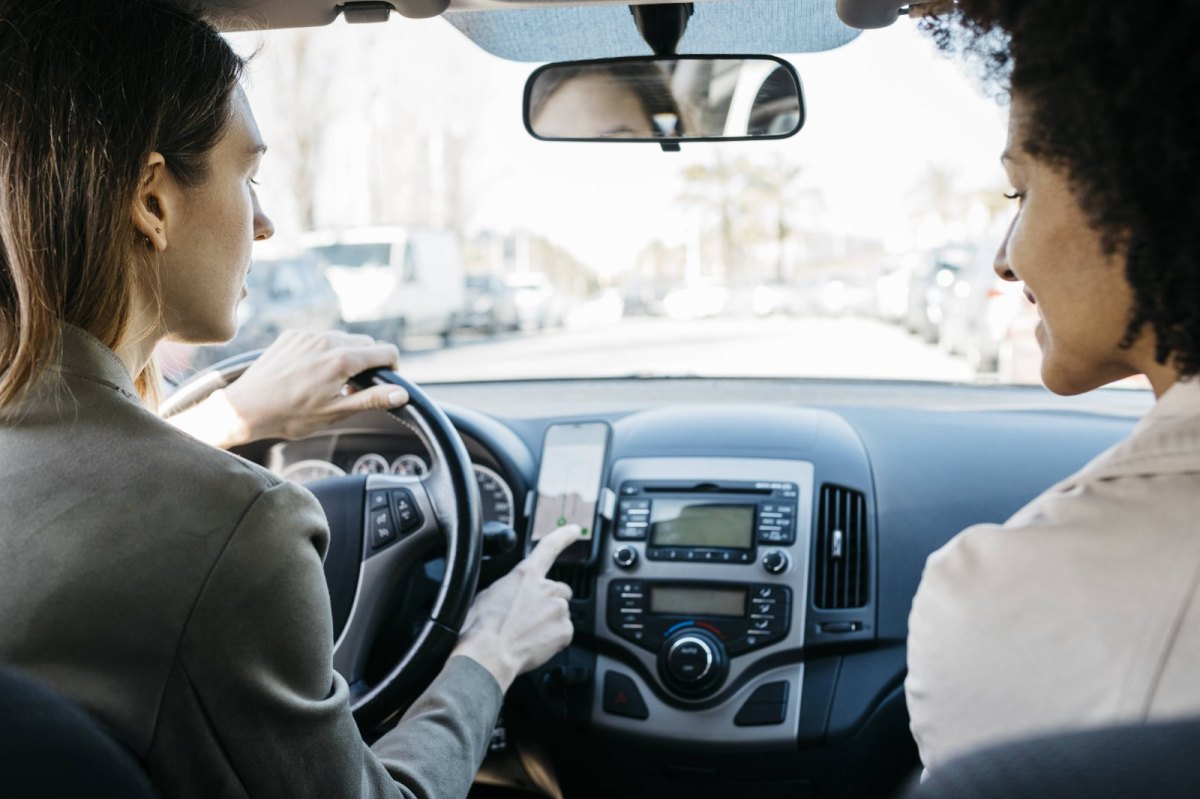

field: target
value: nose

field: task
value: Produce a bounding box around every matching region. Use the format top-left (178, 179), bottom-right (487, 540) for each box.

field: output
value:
top-left (993, 213), bottom-right (1018, 282)
top-left (253, 193), bottom-right (275, 242)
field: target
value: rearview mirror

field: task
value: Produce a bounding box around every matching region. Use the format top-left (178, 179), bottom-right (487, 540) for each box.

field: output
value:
top-left (524, 56), bottom-right (804, 147)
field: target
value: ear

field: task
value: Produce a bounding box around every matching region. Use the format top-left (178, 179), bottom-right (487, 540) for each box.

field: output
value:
top-left (132, 152), bottom-right (172, 252)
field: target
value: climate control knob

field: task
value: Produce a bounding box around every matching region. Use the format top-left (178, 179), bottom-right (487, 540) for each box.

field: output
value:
top-left (667, 636), bottom-right (713, 682)
top-left (761, 549), bottom-right (790, 574)
top-left (612, 545), bottom-right (638, 569)
top-left (657, 629), bottom-right (728, 698)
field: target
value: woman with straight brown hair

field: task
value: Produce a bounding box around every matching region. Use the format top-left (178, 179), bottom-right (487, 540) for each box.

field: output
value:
top-left (0, 2), bottom-right (579, 797)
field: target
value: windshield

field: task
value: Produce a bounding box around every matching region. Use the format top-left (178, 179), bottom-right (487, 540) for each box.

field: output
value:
top-left (158, 17), bottom-right (1144, 390)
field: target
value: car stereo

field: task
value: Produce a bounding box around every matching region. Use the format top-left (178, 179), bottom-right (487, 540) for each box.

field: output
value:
top-left (614, 479), bottom-right (798, 563)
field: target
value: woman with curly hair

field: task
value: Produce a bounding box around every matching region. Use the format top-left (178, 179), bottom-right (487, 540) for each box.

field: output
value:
top-left (903, 0), bottom-right (1200, 773)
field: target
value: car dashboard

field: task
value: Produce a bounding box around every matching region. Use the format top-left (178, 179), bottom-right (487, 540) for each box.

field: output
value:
top-left (233, 378), bottom-right (1146, 799)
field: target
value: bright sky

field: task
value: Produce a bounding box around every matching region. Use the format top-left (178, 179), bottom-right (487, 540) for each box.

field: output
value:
top-left (231, 13), bottom-right (1009, 276)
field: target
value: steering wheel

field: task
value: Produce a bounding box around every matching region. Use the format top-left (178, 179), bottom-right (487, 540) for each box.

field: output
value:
top-left (161, 351), bottom-right (482, 732)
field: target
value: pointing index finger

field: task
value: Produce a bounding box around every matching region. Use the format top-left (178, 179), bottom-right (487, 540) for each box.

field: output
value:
top-left (526, 524), bottom-right (583, 575)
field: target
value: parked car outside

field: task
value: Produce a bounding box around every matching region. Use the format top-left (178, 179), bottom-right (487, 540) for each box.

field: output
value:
top-left (459, 274), bottom-right (521, 335)
top-left (873, 255), bottom-right (916, 325)
top-left (505, 271), bottom-right (563, 329)
top-left (305, 227), bottom-right (465, 347)
top-left (905, 244), bottom-right (973, 343)
top-left (936, 236), bottom-right (1014, 372)
top-left (237, 255), bottom-right (343, 350)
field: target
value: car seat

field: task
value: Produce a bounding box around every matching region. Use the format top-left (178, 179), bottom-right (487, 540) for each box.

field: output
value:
top-left (0, 663), bottom-right (161, 799)
top-left (906, 715), bottom-right (1200, 799)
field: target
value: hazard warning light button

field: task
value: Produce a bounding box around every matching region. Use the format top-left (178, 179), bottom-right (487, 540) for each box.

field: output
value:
top-left (602, 670), bottom-right (649, 720)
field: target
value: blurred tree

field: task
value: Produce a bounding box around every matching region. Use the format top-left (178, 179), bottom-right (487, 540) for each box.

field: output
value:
top-left (677, 153), bottom-right (751, 282)
top-left (678, 153), bottom-right (821, 284)
top-left (257, 29), bottom-right (337, 232)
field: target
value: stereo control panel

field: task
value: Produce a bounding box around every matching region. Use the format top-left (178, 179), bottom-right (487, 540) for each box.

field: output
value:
top-left (591, 456), bottom-right (814, 747)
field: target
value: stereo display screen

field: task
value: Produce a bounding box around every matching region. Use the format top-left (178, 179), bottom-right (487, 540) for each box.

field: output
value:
top-left (649, 501), bottom-right (755, 549)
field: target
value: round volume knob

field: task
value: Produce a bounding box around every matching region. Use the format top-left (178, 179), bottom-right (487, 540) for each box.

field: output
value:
top-left (612, 545), bottom-right (638, 569)
top-left (762, 549), bottom-right (790, 574)
top-left (657, 629), bottom-right (728, 698)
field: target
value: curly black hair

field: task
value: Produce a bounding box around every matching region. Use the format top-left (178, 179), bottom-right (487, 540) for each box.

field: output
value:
top-left (920, 0), bottom-right (1200, 376)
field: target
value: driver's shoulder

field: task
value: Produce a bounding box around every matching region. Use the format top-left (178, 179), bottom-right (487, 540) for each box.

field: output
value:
top-left (142, 415), bottom-right (327, 549)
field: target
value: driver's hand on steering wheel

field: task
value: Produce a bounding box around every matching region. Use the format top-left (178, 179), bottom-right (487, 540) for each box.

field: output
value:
top-left (451, 524), bottom-right (584, 691)
top-left (175, 330), bottom-right (409, 449)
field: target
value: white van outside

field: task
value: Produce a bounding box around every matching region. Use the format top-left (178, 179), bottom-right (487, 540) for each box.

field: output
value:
top-left (304, 227), bottom-right (464, 347)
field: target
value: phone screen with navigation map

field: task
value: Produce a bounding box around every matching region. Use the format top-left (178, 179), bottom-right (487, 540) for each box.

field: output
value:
top-left (530, 421), bottom-right (610, 564)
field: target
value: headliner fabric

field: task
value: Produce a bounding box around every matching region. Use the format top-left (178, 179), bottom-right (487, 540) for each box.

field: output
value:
top-left (444, 0), bottom-right (861, 62)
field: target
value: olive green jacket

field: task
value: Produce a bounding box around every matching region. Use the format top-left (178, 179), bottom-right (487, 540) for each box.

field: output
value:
top-left (0, 325), bottom-right (503, 798)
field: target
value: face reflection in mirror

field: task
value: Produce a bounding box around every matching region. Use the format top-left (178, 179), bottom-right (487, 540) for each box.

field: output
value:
top-left (526, 58), bottom-right (802, 142)
top-left (530, 65), bottom-right (682, 140)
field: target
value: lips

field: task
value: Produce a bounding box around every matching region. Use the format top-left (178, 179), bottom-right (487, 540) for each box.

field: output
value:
top-left (1024, 288), bottom-right (1037, 305)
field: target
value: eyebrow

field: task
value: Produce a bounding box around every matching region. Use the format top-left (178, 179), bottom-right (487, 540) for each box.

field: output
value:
top-left (1000, 150), bottom-right (1016, 163)
top-left (247, 143), bottom-right (268, 157)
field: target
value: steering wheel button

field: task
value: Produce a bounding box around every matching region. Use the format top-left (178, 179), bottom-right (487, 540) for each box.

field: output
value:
top-left (390, 490), bottom-right (424, 535)
top-left (369, 491), bottom-right (389, 510)
top-left (371, 519), bottom-right (396, 550)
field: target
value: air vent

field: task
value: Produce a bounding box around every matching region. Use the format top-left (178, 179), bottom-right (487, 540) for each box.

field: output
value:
top-left (813, 484), bottom-right (868, 609)
top-left (548, 563), bottom-right (592, 600)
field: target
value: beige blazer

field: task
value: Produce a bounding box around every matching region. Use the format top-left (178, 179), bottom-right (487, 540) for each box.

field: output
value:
top-left (906, 379), bottom-right (1200, 771)
top-left (0, 325), bottom-right (502, 798)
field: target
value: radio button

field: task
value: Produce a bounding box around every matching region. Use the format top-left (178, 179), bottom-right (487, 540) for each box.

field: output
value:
top-left (753, 585), bottom-right (781, 601)
top-left (615, 525), bottom-right (647, 541)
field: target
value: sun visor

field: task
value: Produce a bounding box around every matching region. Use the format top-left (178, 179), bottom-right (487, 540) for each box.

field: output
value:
top-left (444, 0), bottom-right (861, 63)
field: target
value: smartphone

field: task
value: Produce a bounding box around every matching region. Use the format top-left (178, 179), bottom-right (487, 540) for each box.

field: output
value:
top-left (528, 421), bottom-right (611, 565)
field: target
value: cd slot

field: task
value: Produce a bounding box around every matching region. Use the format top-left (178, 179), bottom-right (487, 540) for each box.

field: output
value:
top-left (642, 484), bottom-right (772, 495)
